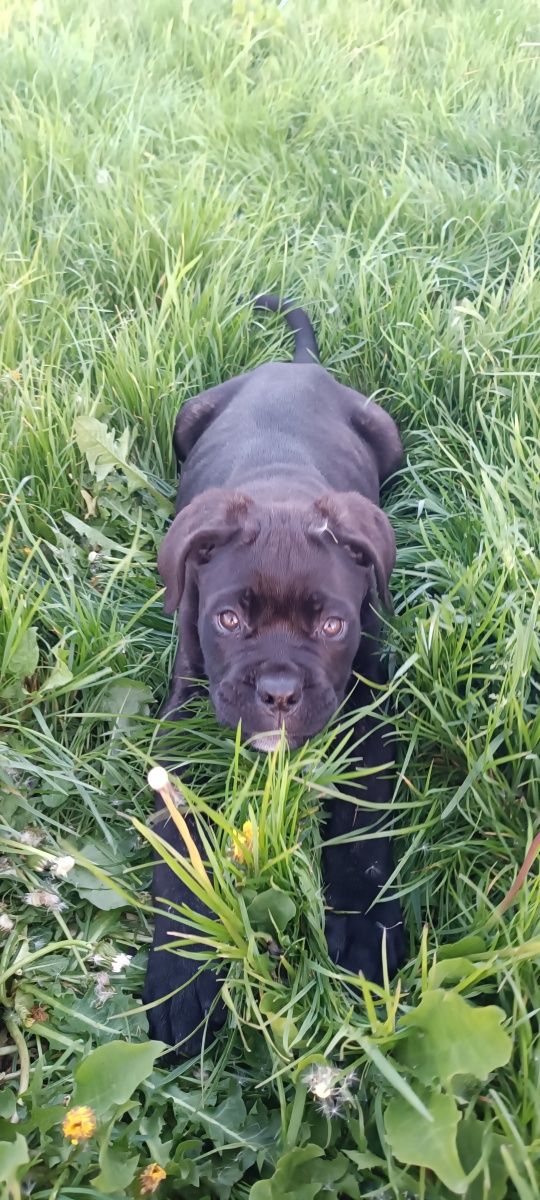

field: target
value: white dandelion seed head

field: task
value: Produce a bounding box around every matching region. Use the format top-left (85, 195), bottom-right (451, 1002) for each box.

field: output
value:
top-left (317, 1094), bottom-right (343, 1118)
top-left (24, 890), bottom-right (65, 911)
top-left (96, 167), bottom-right (111, 187)
top-left (147, 765), bottom-right (169, 793)
top-left (304, 1063), bottom-right (339, 1100)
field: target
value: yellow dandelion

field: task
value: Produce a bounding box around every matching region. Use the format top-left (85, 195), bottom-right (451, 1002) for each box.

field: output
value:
top-left (62, 1105), bottom-right (96, 1145)
top-left (139, 1163), bottom-right (167, 1194)
top-left (231, 819), bottom-right (254, 863)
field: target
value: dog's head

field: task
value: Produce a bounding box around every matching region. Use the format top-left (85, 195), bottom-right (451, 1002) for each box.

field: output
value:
top-left (158, 489), bottom-right (395, 749)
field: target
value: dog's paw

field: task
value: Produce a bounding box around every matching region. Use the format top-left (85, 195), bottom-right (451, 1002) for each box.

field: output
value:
top-left (325, 901), bottom-right (405, 984)
top-left (144, 951), bottom-right (226, 1057)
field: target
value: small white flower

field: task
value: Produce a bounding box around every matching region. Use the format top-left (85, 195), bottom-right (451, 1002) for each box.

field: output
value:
top-left (95, 971), bottom-right (114, 1004)
top-left (0, 913), bottom-right (14, 933)
top-left (88, 550), bottom-right (99, 563)
top-left (24, 890), bottom-right (65, 911)
top-left (20, 828), bottom-right (44, 847)
top-left (110, 952), bottom-right (131, 974)
top-left (51, 855), bottom-right (75, 879)
top-left (96, 167), bottom-right (111, 187)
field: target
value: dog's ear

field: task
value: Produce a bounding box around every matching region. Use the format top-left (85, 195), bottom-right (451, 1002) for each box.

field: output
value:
top-left (158, 489), bottom-right (257, 613)
top-left (311, 493), bottom-right (396, 609)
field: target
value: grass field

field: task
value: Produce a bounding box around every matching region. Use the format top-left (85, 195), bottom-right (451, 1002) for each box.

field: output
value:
top-left (1, 0), bottom-right (539, 1196)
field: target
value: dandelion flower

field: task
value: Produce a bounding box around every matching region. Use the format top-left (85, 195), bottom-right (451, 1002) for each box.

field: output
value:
top-left (304, 1063), bottom-right (339, 1101)
top-left (19, 828), bottom-right (44, 847)
top-left (51, 855), bottom-right (75, 878)
top-left (27, 1003), bottom-right (49, 1025)
top-left (62, 1105), bottom-right (96, 1145)
top-left (231, 820), bottom-right (253, 863)
top-left (0, 912), bottom-right (14, 933)
top-left (95, 971), bottom-right (114, 1004)
top-left (24, 889), bottom-right (65, 910)
top-left (110, 952), bottom-right (131, 974)
top-left (139, 1163), bottom-right (167, 1194)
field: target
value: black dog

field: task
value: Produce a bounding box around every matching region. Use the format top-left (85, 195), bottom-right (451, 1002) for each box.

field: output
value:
top-left (144, 296), bottom-right (405, 1053)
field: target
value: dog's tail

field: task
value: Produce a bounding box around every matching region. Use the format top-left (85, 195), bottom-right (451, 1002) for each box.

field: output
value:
top-left (253, 293), bottom-right (320, 364)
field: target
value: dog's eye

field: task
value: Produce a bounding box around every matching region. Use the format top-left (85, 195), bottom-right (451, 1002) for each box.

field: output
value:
top-left (321, 617), bottom-right (345, 638)
top-left (217, 610), bottom-right (240, 632)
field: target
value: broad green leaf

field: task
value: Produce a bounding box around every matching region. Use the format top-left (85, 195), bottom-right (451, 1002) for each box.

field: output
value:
top-left (62, 511), bottom-right (137, 554)
top-left (73, 1039), bottom-right (165, 1114)
top-left (75, 415), bottom-right (133, 483)
top-left (91, 1144), bottom-right (138, 1194)
top-left (357, 1036), bottom-right (432, 1120)
top-left (41, 645), bottom-right (74, 692)
top-left (0, 1092), bottom-right (16, 1120)
top-left (0, 1133), bottom-right (29, 1199)
top-left (247, 888), bottom-right (296, 933)
top-left (74, 415), bottom-right (168, 507)
top-left (344, 1149), bottom-right (386, 1170)
top-left (68, 874), bottom-right (129, 910)
top-left (457, 1115), bottom-right (509, 1200)
top-left (428, 957), bottom-right (478, 987)
top-left (437, 935), bottom-right (486, 960)
top-left (7, 627), bottom-right (39, 680)
top-left (385, 1091), bottom-right (467, 1194)
top-left (396, 990), bottom-right (512, 1085)
top-left (101, 679), bottom-right (154, 735)
top-left (336, 1175), bottom-right (361, 1200)
top-left (201, 1085), bottom-right (247, 1150)
top-left (249, 1144), bottom-right (324, 1200)
top-left (68, 842), bottom-right (134, 911)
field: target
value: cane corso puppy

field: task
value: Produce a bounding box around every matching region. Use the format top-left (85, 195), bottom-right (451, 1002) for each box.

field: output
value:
top-left (144, 296), bottom-right (405, 1053)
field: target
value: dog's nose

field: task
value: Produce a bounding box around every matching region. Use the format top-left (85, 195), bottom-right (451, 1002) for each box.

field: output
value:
top-left (256, 668), bottom-right (302, 713)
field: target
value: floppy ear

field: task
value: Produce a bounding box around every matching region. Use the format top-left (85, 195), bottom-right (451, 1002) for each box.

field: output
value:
top-left (312, 493), bottom-right (396, 609)
top-left (157, 489), bottom-right (257, 614)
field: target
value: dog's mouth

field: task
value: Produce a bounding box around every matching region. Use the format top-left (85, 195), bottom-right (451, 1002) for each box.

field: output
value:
top-left (212, 675), bottom-right (338, 750)
top-left (250, 730), bottom-right (285, 753)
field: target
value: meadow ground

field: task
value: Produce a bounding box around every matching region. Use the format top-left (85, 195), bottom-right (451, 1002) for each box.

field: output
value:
top-left (0, 1), bottom-right (539, 1196)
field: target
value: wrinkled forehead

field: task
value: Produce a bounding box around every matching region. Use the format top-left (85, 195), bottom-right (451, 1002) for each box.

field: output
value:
top-left (199, 527), bottom-right (361, 617)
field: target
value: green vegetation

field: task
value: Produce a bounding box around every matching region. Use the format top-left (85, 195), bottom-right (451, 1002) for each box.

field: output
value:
top-left (0, 0), bottom-right (539, 1196)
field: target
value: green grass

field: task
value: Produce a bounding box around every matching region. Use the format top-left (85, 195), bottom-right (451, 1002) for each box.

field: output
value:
top-left (1, 0), bottom-right (539, 1195)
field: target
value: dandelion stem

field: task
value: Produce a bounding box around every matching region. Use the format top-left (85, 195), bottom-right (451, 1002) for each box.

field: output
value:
top-left (5, 1017), bottom-right (30, 1101)
top-left (487, 832), bottom-right (540, 926)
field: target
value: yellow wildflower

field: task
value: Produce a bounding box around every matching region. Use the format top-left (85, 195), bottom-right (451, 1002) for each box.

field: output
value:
top-left (231, 819), bottom-right (254, 863)
top-left (62, 1105), bottom-right (97, 1145)
top-left (139, 1163), bottom-right (167, 1194)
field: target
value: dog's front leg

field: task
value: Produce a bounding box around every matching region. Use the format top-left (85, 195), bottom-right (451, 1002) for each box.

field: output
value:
top-left (321, 709), bottom-right (405, 984)
top-left (144, 657), bottom-right (226, 1056)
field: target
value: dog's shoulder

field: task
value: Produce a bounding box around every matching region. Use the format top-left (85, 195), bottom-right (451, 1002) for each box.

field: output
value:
top-left (173, 374), bottom-right (249, 462)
